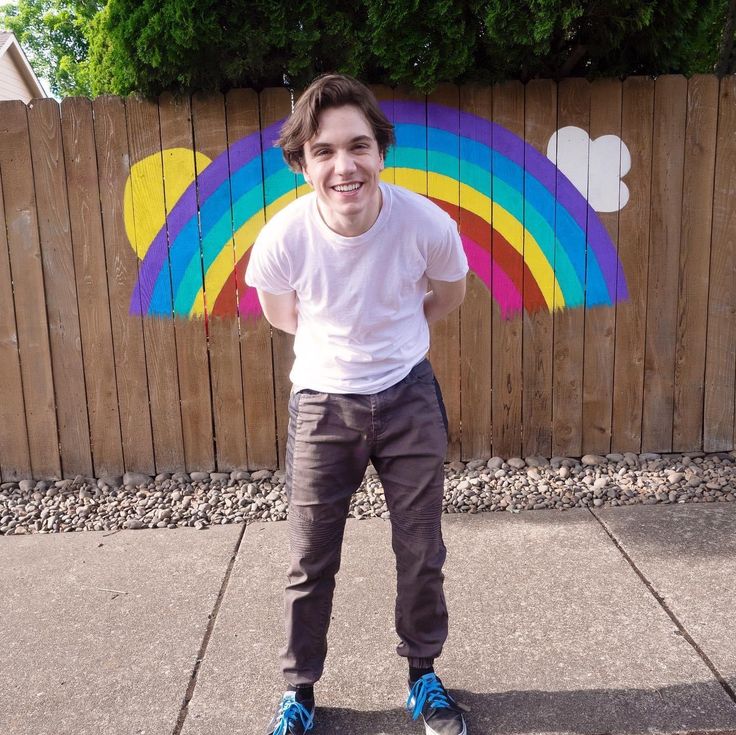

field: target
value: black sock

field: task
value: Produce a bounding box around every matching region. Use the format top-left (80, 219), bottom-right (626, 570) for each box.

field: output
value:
top-left (287, 684), bottom-right (314, 705)
top-left (409, 665), bottom-right (435, 683)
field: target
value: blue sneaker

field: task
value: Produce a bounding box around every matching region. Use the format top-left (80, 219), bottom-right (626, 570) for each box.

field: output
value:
top-left (265, 691), bottom-right (315, 735)
top-left (406, 673), bottom-right (467, 735)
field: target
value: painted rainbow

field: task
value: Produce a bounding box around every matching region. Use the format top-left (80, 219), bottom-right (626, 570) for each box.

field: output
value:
top-left (128, 101), bottom-right (628, 320)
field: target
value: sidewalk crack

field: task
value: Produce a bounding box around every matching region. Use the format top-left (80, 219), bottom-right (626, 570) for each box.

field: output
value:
top-left (171, 521), bottom-right (250, 735)
top-left (589, 507), bottom-right (736, 707)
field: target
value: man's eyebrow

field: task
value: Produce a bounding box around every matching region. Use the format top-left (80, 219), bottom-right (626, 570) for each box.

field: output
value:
top-left (309, 135), bottom-right (374, 148)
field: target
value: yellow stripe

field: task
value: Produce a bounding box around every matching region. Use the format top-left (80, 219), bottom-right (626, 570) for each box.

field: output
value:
top-left (394, 167), bottom-right (427, 195)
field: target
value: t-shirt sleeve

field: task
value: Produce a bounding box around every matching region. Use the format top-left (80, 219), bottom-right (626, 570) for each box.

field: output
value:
top-left (244, 228), bottom-right (294, 295)
top-left (425, 216), bottom-right (469, 282)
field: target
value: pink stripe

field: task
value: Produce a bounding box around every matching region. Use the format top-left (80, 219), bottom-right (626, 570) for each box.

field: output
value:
top-left (462, 234), bottom-right (522, 319)
top-left (238, 287), bottom-right (262, 319)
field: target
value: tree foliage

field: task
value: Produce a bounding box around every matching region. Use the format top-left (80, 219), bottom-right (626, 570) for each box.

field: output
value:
top-left (0, 0), bottom-right (101, 96)
top-left (2, 0), bottom-right (732, 98)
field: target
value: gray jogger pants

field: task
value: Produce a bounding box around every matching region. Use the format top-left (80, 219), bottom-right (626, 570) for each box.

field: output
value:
top-left (281, 357), bottom-right (450, 686)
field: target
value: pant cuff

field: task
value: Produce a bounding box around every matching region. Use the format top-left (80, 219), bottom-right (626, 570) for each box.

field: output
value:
top-left (408, 657), bottom-right (435, 668)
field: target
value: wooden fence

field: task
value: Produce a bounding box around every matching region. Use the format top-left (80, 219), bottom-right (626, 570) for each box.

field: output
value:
top-left (0, 75), bottom-right (734, 481)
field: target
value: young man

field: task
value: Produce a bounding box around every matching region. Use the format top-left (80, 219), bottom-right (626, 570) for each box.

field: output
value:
top-left (245, 74), bottom-right (469, 735)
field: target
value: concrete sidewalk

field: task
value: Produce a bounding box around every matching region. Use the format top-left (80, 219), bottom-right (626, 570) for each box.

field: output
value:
top-left (1, 504), bottom-right (735, 735)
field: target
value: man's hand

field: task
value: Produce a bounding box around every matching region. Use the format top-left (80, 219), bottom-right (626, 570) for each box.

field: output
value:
top-left (424, 276), bottom-right (467, 325)
top-left (257, 289), bottom-right (298, 334)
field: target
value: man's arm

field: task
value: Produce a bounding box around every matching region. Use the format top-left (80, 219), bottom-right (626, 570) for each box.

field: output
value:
top-left (257, 289), bottom-right (298, 334)
top-left (423, 276), bottom-right (467, 325)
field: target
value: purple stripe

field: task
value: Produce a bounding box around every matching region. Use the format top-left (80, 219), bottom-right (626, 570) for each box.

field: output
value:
top-left (393, 99), bottom-right (425, 126)
top-left (229, 132), bottom-right (263, 169)
top-left (132, 131), bottom-right (264, 314)
top-left (260, 119), bottom-right (283, 148)
top-left (427, 103), bottom-right (458, 132)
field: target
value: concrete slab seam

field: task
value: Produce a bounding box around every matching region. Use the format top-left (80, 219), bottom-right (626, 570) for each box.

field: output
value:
top-left (171, 520), bottom-right (250, 735)
top-left (589, 507), bottom-right (736, 708)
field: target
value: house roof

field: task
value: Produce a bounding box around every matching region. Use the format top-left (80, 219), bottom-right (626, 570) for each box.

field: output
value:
top-left (0, 31), bottom-right (47, 99)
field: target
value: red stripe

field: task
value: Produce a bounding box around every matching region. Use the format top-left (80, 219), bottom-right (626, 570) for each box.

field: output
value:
top-left (429, 197), bottom-right (546, 313)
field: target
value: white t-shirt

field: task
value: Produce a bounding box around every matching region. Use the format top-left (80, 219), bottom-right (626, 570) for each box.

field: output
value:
top-left (244, 182), bottom-right (469, 394)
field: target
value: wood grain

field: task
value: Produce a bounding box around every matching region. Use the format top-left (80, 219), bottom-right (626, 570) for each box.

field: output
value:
top-left (581, 79), bottom-right (621, 456)
top-left (492, 81), bottom-right (524, 458)
top-left (428, 83), bottom-right (461, 461)
top-left (459, 83), bottom-right (493, 460)
top-left (0, 100), bottom-right (60, 478)
top-left (0, 160), bottom-right (31, 480)
top-left (225, 88), bottom-right (278, 470)
top-left (28, 98), bottom-right (92, 477)
top-left (259, 88), bottom-right (295, 470)
top-left (641, 75), bottom-right (687, 453)
top-left (552, 79), bottom-right (589, 458)
top-left (704, 76), bottom-right (736, 451)
top-left (125, 95), bottom-right (185, 473)
top-left (158, 92), bottom-right (215, 472)
top-left (673, 75), bottom-right (718, 451)
top-left (61, 97), bottom-right (124, 477)
top-left (611, 77), bottom-right (654, 454)
top-left (93, 95), bottom-right (155, 475)
top-left (522, 79), bottom-right (555, 458)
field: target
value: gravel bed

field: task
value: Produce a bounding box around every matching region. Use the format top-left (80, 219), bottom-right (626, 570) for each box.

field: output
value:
top-left (1, 451), bottom-right (735, 536)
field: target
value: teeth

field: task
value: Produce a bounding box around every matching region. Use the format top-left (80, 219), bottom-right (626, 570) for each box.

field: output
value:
top-left (334, 183), bottom-right (361, 192)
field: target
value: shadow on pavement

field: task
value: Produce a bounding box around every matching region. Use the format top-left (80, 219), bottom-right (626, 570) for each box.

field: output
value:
top-left (312, 680), bottom-right (736, 734)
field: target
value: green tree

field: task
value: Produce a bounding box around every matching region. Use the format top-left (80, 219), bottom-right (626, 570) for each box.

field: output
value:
top-left (0, 0), bottom-right (101, 97)
top-left (3, 0), bottom-right (731, 98)
top-left (473, 0), bottom-right (726, 82)
top-left (86, 0), bottom-right (373, 96)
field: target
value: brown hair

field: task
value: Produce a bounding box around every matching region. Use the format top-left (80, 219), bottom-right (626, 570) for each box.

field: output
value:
top-left (277, 73), bottom-right (395, 172)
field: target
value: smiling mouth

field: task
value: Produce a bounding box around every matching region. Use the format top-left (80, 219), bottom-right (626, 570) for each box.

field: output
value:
top-left (332, 183), bottom-right (362, 192)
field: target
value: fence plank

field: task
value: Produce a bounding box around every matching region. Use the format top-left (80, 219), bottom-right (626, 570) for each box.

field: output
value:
top-left (491, 81), bottom-right (524, 458)
top-left (581, 79), bottom-right (622, 456)
top-left (641, 75), bottom-right (687, 453)
top-left (93, 95), bottom-right (155, 476)
top-left (226, 87), bottom-right (277, 470)
top-left (611, 78), bottom-right (654, 454)
top-left (157, 92), bottom-right (215, 473)
top-left (459, 83), bottom-right (493, 460)
top-left (259, 87), bottom-right (296, 470)
top-left (704, 75), bottom-right (736, 451)
top-left (673, 75), bottom-right (718, 451)
top-left (0, 169), bottom-right (31, 480)
top-left (27, 98), bottom-right (92, 478)
top-left (551, 79), bottom-right (590, 458)
top-left (0, 100), bottom-right (60, 478)
top-left (522, 79), bottom-right (556, 458)
top-left (370, 84), bottom-right (395, 185)
top-left (428, 83), bottom-right (461, 461)
top-left (125, 95), bottom-right (185, 473)
top-left (394, 86), bottom-right (427, 195)
top-left (189, 92), bottom-right (247, 471)
top-left (60, 97), bottom-right (124, 478)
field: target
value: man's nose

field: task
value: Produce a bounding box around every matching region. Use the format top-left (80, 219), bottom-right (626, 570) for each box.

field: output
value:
top-left (334, 149), bottom-right (357, 174)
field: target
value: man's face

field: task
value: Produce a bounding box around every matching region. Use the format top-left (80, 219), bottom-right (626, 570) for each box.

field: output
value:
top-left (301, 104), bottom-right (384, 237)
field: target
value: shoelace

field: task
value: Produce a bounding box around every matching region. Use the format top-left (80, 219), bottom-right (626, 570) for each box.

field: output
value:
top-left (406, 673), bottom-right (455, 720)
top-left (272, 693), bottom-right (314, 735)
